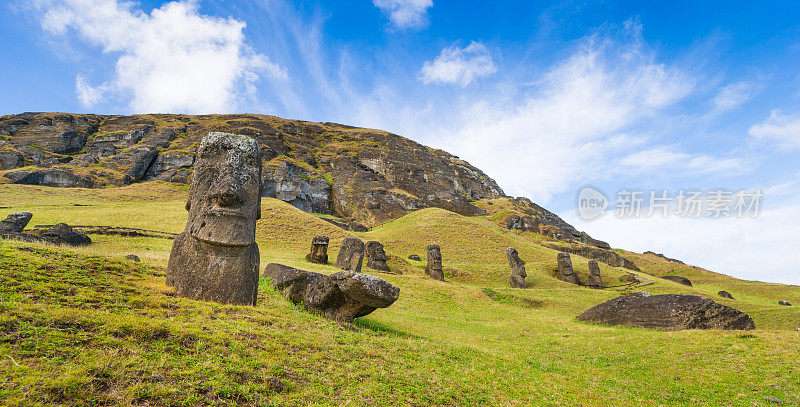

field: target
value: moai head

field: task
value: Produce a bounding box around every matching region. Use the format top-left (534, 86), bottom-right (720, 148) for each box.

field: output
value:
top-left (506, 247), bottom-right (526, 277)
top-left (185, 132), bottom-right (261, 247)
top-left (307, 235), bottom-right (330, 264)
top-left (557, 252), bottom-right (573, 273)
top-left (366, 241), bottom-right (387, 262)
top-left (427, 244), bottom-right (442, 269)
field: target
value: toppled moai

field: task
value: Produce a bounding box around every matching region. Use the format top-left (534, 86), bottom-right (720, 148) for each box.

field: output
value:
top-left (336, 236), bottom-right (365, 272)
top-left (556, 252), bottom-right (580, 285)
top-left (365, 241), bottom-right (393, 273)
top-left (506, 247), bottom-right (527, 288)
top-left (305, 235), bottom-right (329, 264)
top-left (0, 212), bottom-right (32, 234)
top-left (166, 132), bottom-right (262, 306)
top-left (426, 244), bottom-right (444, 281)
top-left (264, 263), bottom-right (400, 322)
top-left (586, 260), bottom-right (603, 289)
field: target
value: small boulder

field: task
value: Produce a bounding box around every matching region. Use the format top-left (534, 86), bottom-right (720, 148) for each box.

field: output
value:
top-left (125, 254), bottom-right (141, 262)
top-left (778, 300), bottom-right (792, 306)
top-left (408, 254), bottom-right (421, 261)
top-left (661, 275), bottom-right (693, 287)
top-left (556, 252), bottom-right (580, 285)
top-left (335, 237), bottom-right (365, 272)
top-left (33, 223), bottom-right (92, 246)
top-left (577, 293), bottom-right (756, 330)
top-left (305, 235), bottom-right (329, 264)
top-left (425, 244), bottom-right (444, 281)
top-left (505, 215), bottom-right (522, 230)
top-left (718, 290), bottom-right (734, 299)
top-left (506, 247), bottom-right (527, 288)
top-left (620, 273), bottom-right (639, 284)
top-left (0, 212), bottom-right (33, 233)
top-left (365, 241), bottom-right (391, 273)
top-left (586, 260), bottom-right (603, 289)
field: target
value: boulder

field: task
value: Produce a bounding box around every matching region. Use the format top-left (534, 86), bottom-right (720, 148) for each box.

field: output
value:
top-left (556, 252), bottom-right (580, 285)
top-left (506, 247), bottom-right (526, 288)
top-left (425, 244), bottom-right (444, 281)
top-left (305, 235), bottom-right (329, 264)
top-left (718, 290), bottom-right (734, 299)
top-left (365, 241), bottom-right (391, 273)
top-left (408, 254), bottom-right (421, 261)
top-left (577, 293), bottom-right (756, 330)
top-left (586, 260), bottom-right (603, 289)
top-left (165, 132), bottom-right (262, 306)
top-left (779, 300), bottom-right (792, 306)
top-left (0, 212), bottom-right (32, 233)
top-left (31, 223), bottom-right (92, 246)
top-left (263, 263), bottom-right (400, 322)
top-left (125, 254), bottom-right (141, 262)
top-left (620, 273), bottom-right (640, 284)
top-left (336, 236), bottom-right (365, 273)
top-left (661, 275), bottom-right (693, 287)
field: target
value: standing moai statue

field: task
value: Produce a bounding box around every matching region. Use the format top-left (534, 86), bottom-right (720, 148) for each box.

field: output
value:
top-left (426, 244), bottom-right (444, 281)
top-left (336, 236), bottom-right (365, 272)
top-left (506, 247), bottom-right (527, 288)
top-left (586, 260), bottom-right (603, 289)
top-left (305, 235), bottom-right (329, 264)
top-left (365, 241), bottom-right (392, 273)
top-left (556, 252), bottom-right (580, 285)
top-left (166, 132), bottom-right (262, 306)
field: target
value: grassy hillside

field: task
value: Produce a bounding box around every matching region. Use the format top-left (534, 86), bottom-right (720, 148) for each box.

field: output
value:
top-left (1, 183), bottom-right (799, 406)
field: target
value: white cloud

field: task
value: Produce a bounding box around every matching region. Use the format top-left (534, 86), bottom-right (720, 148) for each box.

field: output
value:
top-left (618, 147), bottom-right (743, 175)
top-left (373, 0), bottom-right (432, 29)
top-left (421, 41), bottom-right (498, 86)
top-left (712, 81), bottom-right (753, 113)
top-left (37, 0), bottom-right (287, 113)
top-left (748, 110), bottom-right (800, 150)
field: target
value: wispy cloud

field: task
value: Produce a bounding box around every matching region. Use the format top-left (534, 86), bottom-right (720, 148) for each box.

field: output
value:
top-left (421, 41), bottom-right (497, 86)
top-left (373, 0), bottom-right (433, 30)
top-left (749, 110), bottom-right (800, 150)
top-left (36, 0), bottom-right (286, 113)
top-left (712, 81), bottom-right (753, 114)
top-left (618, 147), bottom-right (743, 175)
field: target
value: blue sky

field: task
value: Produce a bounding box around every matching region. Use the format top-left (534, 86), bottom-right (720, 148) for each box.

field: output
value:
top-left (3, 0), bottom-right (800, 284)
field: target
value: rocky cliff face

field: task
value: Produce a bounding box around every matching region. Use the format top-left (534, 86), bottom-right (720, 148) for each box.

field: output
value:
top-left (0, 113), bottom-right (505, 227)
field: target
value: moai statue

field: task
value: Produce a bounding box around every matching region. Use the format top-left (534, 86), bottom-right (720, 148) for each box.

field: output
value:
top-left (166, 132), bottom-right (262, 306)
top-left (426, 244), bottom-right (444, 281)
top-left (556, 252), bottom-right (580, 285)
top-left (586, 260), bottom-right (603, 289)
top-left (365, 241), bottom-right (392, 273)
top-left (506, 247), bottom-right (527, 288)
top-left (336, 236), bottom-right (365, 273)
top-left (305, 235), bottom-right (329, 264)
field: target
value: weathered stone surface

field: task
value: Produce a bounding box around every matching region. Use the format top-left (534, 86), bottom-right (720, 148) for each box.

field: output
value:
top-left (779, 300), bottom-right (792, 306)
top-left (305, 235), bottom-right (329, 264)
top-left (166, 132), bottom-right (261, 306)
top-left (506, 247), bottom-right (527, 288)
top-left (426, 244), bottom-right (444, 281)
top-left (620, 273), bottom-right (640, 284)
top-left (31, 223), bottom-right (92, 246)
top-left (263, 263), bottom-right (400, 322)
top-left (262, 160), bottom-right (332, 214)
top-left (0, 150), bottom-right (24, 170)
top-left (661, 275), bottom-right (693, 287)
top-left (718, 290), bottom-right (734, 299)
top-left (0, 212), bottom-right (32, 233)
top-left (544, 243), bottom-right (640, 271)
top-left (577, 293), bottom-right (756, 331)
top-left (556, 252), bottom-right (580, 285)
top-left (365, 241), bottom-right (391, 272)
top-left (586, 260), bottom-right (603, 289)
top-left (5, 168), bottom-right (95, 188)
top-left (143, 151), bottom-right (195, 181)
top-left (408, 254), bottom-right (421, 261)
top-left (335, 236), bottom-right (365, 272)
top-left (125, 254), bottom-right (141, 262)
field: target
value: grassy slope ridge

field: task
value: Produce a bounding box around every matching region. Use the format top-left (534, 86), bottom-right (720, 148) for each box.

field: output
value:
top-left (0, 183), bottom-right (799, 406)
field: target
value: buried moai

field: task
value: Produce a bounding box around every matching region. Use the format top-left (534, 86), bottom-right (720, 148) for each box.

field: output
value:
top-left (586, 260), bottom-right (603, 289)
top-left (365, 241), bottom-right (393, 273)
top-left (305, 235), bottom-right (329, 264)
top-left (506, 247), bottom-right (527, 288)
top-left (336, 236), bottom-right (365, 273)
top-left (166, 132), bottom-right (262, 306)
top-left (426, 244), bottom-right (444, 281)
top-left (556, 252), bottom-right (581, 285)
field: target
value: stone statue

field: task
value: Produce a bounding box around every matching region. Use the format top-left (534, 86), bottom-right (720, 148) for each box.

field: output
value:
top-left (305, 235), bottom-right (329, 264)
top-left (336, 236), bottom-right (365, 272)
top-left (506, 247), bottom-right (527, 288)
top-left (586, 260), bottom-right (603, 289)
top-left (365, 241), bottom-right (391, 273)
top-left (556, 252), bottom-right (580, 285)
top-left (426, 244), bottom-right (444, 281)
top-left (166, 132), bottom-right (261, 306)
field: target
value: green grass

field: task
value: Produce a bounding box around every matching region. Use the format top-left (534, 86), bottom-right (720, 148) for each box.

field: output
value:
top-left (0, 183), bottom-right (799, 406)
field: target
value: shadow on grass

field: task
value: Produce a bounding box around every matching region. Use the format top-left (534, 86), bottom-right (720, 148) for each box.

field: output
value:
top-left (354, 318), bottom-right (424, 339)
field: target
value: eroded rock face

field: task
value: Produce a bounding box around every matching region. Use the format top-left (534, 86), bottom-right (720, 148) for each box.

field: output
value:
top-left (556, 252), bottom-right (580, 285)
top-left (336, 236), bottom-right (364, 273)
top-left (262, 160), bottom-right (331, 214)
top-left (0, 212), bottom-right (32, 233)
top-left (586, 260), bottom-right (603, 289)
top-left (506, 247), bottom-right (527, 288)
top-left (166, 132), bottom-right (261, 306)
top-left (577, 293), bottom-right (756, 330)
top-left (718, 290), bottom-right (734, 299)
top-left (305, 235), bottom-right (329, 264)
top-left (426, 244), bottom-right (444, 281)
top-left (0, 150), bottom-right (24, 170)
top-left (263, 263), bottom-right (400, 322)
top-left (365, 241), bottom-right (391, 272)
top-left (661, 275), bottom-right (693, 287)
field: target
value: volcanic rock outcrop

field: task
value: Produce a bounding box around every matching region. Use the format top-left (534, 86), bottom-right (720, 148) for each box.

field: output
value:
top-left (577, 293), bottom-right (756, 330)
top-left (165, 132), bottom-right (262, 306)
top-left (506, 247), bottom-right (527, 288)
top-left (661, 275), bottom-right (693, 287)
top-left (263, 263), bottom-right (400, 322)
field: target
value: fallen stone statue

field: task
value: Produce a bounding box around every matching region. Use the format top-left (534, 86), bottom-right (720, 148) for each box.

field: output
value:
top-left (263, 263), bottom-right (400, 322)
top-left (0, 212), bottom-right (91, 246)
top-left (166, 132), bottom-right (262, 306)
